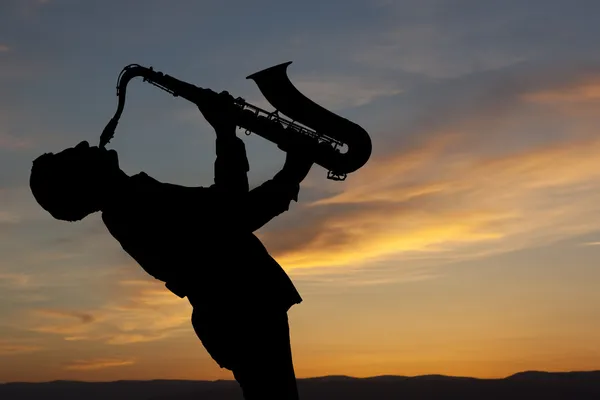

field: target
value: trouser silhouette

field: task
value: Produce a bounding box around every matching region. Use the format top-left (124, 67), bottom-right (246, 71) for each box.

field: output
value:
top-left (191, 305), bottom-right (299, 400)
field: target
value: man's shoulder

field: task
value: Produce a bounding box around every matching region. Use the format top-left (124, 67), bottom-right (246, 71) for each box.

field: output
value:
top-left (128, 172), bottom-right (218, 214)
top-left (131, 172), bottom-right (210, 192)
top-left (130, 171), bottom-right (157, 183)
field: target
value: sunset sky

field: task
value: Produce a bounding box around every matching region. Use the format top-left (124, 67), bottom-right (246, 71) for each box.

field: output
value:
top-left (2, 0), bottom-right (600, 383)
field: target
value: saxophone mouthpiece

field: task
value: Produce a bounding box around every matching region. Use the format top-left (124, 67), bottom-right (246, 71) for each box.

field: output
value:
top-left (99, 119), bottom-right (117, 148)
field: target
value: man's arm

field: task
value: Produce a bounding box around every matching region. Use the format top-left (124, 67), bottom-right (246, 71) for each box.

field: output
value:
top-left (240, 151), bottom-right (314, 232)
top-left (195, 88), bottom-right (313, 231)
top-left (211, 130), bottom-right (249, 195)
top-left (196, 89), bottom-right (249, 195)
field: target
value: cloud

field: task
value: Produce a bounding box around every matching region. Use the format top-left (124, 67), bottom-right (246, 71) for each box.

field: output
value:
top-left (278, 0), bottom-right (563, 82)
top-left (112, 279), bottom-right (186, 309)
top-left (351, 25), bottom-right (527, 79)
top-left (0, 211), bottom-right (20, 224)
top-left (288, 75), bottom-right (403, 111)
top-left (0, 273), bottom-right (31, 288)
top-left (522, 77), bottom-right (600, 104)
top-left (342, 0), bottom-right (600, 82)
top-left (0, 340), bottom-right (42, 355)
top-left (0, 44), bottom-right (9, 52)
top-left (63, 358), bottom-right (135, 371)
top-left (255, 64), bottom-right (600, 272)
top-left (28, 308), bottom-right (100, 336)
top-left (97, 280), bottom-right (190, 344)
top-left (519, 75), bottom-right (600, 119)
top-left (12, 293), bottom-right (49, 303)
top-left (35, 309), bottom-right (96, 324)
top-left (0, 132), bottom-right (32, 150)
top-left (292, 263), bottom-right (441, 291)
top-left (24, 278), bottom-right (190, 345)
top-left (105, 332), bottom-right (170, 345)
top-left (247, 62), bottom-right (600, 273)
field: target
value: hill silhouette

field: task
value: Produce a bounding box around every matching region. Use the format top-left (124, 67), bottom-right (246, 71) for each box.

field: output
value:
top-left (1, 371), bottom-right (599, 399)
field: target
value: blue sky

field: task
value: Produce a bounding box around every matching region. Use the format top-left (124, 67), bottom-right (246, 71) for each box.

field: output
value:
top-left (2, 0), bottom-right (600, 382)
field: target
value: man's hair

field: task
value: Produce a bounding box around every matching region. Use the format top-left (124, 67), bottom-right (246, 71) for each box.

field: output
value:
top-left (29, 142), bottom-right (105, 222)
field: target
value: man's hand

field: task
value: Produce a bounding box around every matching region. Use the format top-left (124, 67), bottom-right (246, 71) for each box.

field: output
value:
top-left (196, 89), bottom-right (238, 137)
top-left (279, 136), bottom-right (319, 183)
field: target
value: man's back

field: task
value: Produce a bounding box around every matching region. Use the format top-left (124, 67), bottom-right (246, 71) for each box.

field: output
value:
top-left (101, 171), bottom-right (303, 312)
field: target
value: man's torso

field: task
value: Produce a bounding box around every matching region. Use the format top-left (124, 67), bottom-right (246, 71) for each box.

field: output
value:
top-left (101, 172), bottom-right (302, 311)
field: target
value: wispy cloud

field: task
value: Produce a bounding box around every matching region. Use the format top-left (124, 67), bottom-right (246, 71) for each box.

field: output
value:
top-left (0, 340), bottom-right (42, 355)
top-left (24, 279), bottom-right (190, 345)
top-left (105, 332), bottom-right (170, 345)
top-left (288, 75), bottom-right (403, 111)
top-left (35, 309), bottom-right (97, 324)
top-left (352, 26), bottom-right (527, 79)
top-left (0, 211), bottom-right (20, 224)
top-left (29, 308), bottom-right (100, 336)
top-left (63, 358), bottom-right (135, 371)
top-left (0, 273), bottom-right (32, 288)
top-left (258, 67), bottom-right (600, 272)
top-left (293, 264), bottom-right (441, 291)
top-left (98, 280), bottom-right (190, 343)
top-left (0, 132), bottom-right (32, 150)
top-left (523, 80), bottom-right (600, 104)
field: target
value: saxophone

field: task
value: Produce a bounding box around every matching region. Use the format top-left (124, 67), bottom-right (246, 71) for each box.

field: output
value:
top-left (99, 62), bottom-right (372, 181)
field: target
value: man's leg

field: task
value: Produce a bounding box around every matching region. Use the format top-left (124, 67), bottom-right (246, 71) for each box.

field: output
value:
top-left (191, 306), bottom-right (299, 400)
top-left (231, 311), bottom-right (299, 400)
top-left (191, 307), bottom-right (239, 370)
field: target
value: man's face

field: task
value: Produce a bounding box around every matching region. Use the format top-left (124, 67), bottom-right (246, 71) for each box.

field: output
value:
top-left (30, 141), bottom-right (120, 221)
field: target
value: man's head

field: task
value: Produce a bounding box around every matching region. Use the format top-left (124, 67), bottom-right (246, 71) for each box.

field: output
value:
top-left (30, 141), bottom-right (122, 222)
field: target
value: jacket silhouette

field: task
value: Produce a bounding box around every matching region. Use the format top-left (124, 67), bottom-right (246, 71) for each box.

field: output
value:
top-left (102, 135), bottom-right (303, 311)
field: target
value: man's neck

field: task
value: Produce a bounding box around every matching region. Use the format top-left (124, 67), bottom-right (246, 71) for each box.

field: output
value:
top-left (101, 169), bottom-right (131, 212)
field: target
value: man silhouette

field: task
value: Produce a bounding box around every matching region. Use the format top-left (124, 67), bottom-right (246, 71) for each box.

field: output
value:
top-left (29, 90), bottom-right (313, 400)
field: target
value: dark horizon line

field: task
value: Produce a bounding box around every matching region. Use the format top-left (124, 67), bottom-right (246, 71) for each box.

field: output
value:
top-left (2, 369), bottom-right (599, 385)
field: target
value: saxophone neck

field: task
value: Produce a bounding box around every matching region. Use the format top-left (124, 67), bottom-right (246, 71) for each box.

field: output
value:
top-left (137, 66), bottom-right (203, 104)
top-left (99, 64), bottom-right (200, 148)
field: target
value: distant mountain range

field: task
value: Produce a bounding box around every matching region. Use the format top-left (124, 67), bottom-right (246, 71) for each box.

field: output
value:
top-left (1, 371), bottom-right (599, 399)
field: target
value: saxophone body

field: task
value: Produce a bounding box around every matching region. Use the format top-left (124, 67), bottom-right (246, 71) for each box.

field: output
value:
top-left (100, 62), bottom-right (372, 180)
